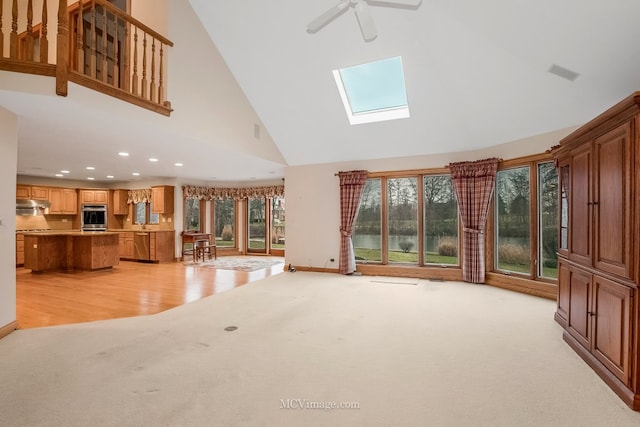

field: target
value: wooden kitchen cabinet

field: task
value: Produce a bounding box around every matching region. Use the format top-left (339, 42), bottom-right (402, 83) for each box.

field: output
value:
top-left (119, 231), bottom-right (174, 262)
top-left (16, 185), bottom-right (49, 200)
top-left (150, 230), bottom-right (175, 262)
top-left (112, 189), bottom-right (129, 215)
top-left (119, 232), bottom-right (134, 259)
top-left (80, 189), bottom-right (108, 204)
top-left (553, 92), bottom-right (640, 410)
top-left (16, 233), bottom-right (24, 266)
top-left (151, 185), bottom-right (174, 214)
top-left (48, 188), bottom-right (78, 214)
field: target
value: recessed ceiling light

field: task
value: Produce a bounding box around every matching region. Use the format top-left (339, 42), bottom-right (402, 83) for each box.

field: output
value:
top-left (60, 170), bottom-right (70, 174)
top-left (118, 152), bottom-right (129, 157)
top-left (87, 177), bottom-right (95, 180)
top-left (106, 175), bottom-right (114, 179)
top-left (174, 162), bottom-right (183, 167)
top-left (149, 158), bottom-right (159, 162)
top-left (55, 174), bottom-right (63, 177)
top-left (132, 172), bottom-right (140, 176)
top-left (86, 166), bottom-right (95, 170)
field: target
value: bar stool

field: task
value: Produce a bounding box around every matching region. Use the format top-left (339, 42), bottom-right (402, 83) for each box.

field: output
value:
top-left (194, 239), bottom-right (217, 262)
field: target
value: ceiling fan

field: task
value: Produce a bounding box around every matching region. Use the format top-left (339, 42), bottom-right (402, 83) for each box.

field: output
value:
top-left (307, 0), bottom-right (422, 42)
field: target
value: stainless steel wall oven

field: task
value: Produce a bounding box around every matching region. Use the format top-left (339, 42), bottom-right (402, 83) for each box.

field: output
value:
top-left (81, 204), bottom-right (107, 231)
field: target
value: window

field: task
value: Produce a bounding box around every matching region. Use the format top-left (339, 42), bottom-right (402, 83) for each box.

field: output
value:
top-left (495, 166), bottom-right (531, 274)
top-left (387, 177), bottom-right (418, 264)
top-left (353, 179), bottom-right (382, 262)
top-left (134, 201), bottom-right (159, 225)
top-left (333, 56), bottom-right (410, 125)
top-left (423, 175), bottom-right (458, 265)
top-left (213, 198), bottom-right (236, 248)
top-left (538, 162), bottom-right (558, 279)
top-left (247, 197), bottom-right (266, 252)
top-left (134, 202), bottom-right (146, 225)
top-left (184, 198), bottom-right (202, 231)
top-left (270, 196), bottom-right (286, 250)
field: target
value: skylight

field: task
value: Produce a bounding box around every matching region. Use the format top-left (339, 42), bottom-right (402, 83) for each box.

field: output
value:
top-left (333, 56), bottom-right (410, 125)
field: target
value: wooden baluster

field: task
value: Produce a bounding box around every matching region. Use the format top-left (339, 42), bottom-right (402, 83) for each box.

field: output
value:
top-left (26, 0), bottom-right (33, 61)
top-left (132, 26), bottom-right (138, 95)
top-left (141, 31), bottom-right (147, 99)
top-left (0, 0), bottom-right (4, 58)
top-left (39, 0), bottom-right (48, 63)
top-left (121, 23), bottom-right (129, 92)
top-left (76, 0), bottom-right (84, 73)
top-left (101, 5), bottom-right (107, 82)
top-left (150, 37), bottom-right (156, 102)
top-left (56, 0), bottom-right (69, 96)
top-left (113, 16), bottom-right (119, 88)
top-left (158, 43), bottom-right (164, 104)
top-left (10, 0), bottom-right (17, 59)
top-left (90, 2), bottom-right (96, 78)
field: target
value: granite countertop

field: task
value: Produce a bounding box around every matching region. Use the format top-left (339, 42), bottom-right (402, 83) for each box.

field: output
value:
top-left (108, 229), bottom-right (175, 232)
top-left (22, 231), bottom-right (121, 236)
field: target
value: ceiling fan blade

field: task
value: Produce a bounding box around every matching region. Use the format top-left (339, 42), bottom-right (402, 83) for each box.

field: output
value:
top-left (355, 1), bottom-right (377, 41)
top-left (368, 0), bottom-right (422, 7)
top-left (307, 1), bottom-right (350, 33)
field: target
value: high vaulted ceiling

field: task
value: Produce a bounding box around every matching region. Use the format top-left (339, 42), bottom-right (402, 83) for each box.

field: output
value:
top-left (5, 0), bottom-right (640, 184)
top-left (189, 0), bottom-right (640, 162)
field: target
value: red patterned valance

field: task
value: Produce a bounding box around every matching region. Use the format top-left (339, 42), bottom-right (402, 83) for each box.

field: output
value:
top-left (182, 185), bottom-right (285, 201)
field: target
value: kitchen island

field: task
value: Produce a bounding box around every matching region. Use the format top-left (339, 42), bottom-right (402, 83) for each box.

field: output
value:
top-left (23, 231), bottom-right (120, 272)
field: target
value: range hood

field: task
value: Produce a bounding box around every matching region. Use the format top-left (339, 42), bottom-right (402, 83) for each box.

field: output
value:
top-left (16, 199), bottom-right (50, 216)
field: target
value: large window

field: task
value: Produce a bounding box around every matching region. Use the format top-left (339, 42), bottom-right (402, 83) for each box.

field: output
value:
top-left (213, 198), bottom-right (236, 248)
top-left (423, 175), bottom-right (458, 265)
top-left (184, 198), bottom-right (202, 231)
top-left (387, 177), bottom-right (418, 264)
top-left (538, 162), bottom-right (558, 279)
top-left (353, 159), bottom-right (558, 286)
top-left (495, 166), bottom-right (531, 274)
top-left (247, 197), bottom-right (266, 252)
top-left (271, 196), bottom-right (286, 251)
top-left (353, 179), bottom-right (382, 262)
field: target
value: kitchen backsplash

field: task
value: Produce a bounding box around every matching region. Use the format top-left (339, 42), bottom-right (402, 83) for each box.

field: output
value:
top-left (16, 214), bottom-right (76, 231)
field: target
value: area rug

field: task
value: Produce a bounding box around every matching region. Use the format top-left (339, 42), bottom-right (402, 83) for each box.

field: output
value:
top-left (191, 256), bottom-right (284, 272)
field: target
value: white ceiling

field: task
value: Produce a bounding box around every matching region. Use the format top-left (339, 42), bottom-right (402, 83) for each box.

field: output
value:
top-left (5, 0), bottom-right (640, 184)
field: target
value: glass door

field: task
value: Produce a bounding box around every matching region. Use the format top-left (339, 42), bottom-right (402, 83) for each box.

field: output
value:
top-left (247, 197), bottom-right (266, 253)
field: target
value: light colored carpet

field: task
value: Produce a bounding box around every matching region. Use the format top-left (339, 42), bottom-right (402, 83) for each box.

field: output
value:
top-left (187, 256), bottom-right (284, 272)
top-left (1, 272), bottom-right (640, 426)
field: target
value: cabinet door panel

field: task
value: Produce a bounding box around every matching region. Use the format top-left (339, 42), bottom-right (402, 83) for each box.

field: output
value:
top-left (569, 145), bottom-right (591, 266)
top-left (594, 123), bottom-right (632, 279)
top-left (592, 275), bottom-right (632, 385)
top-left (567, 265), bottom-right (591, 349)
top-left (556, 258), bottom-right (570, 325)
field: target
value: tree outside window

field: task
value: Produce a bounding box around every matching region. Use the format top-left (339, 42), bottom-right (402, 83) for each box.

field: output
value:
top-left (495, 166), bottom-right (531, 274)
top-left (214, 198), bottom-right (235, 247)
top-left (353, 179), bottom-right (382, 262)
top-left (423, 175), bottom-right (458, 265)
top-left (387, 177), bottom-right (418, 264)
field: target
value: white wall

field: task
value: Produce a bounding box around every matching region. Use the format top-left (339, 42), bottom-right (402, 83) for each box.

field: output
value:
top-left (0, 107), bottom-right (18, 328)
top-left (284, 127), bottom-right (576, 269)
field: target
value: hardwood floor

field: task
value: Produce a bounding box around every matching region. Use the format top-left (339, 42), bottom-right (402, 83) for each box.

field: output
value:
top-left (16, 258), bottom-right (285, 329)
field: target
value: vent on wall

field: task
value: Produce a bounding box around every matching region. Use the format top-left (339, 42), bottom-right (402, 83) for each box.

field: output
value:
top-left (548, 64), bottom-right (580, 82)
top-left (254, 124), bottom-right (261, 139)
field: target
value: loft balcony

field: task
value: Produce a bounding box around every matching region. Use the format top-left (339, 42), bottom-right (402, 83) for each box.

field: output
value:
top-left (0, 0), bottom-right (173, 116)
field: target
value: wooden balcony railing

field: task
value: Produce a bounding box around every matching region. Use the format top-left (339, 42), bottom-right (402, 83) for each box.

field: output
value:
top-left (0, 0), bottom-right (173, 116)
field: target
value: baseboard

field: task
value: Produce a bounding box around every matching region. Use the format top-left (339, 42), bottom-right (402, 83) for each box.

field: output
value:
top-left (292, 266), bottom-right (340, 274)
top-left (0, 321), bottom-right (19, 340)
